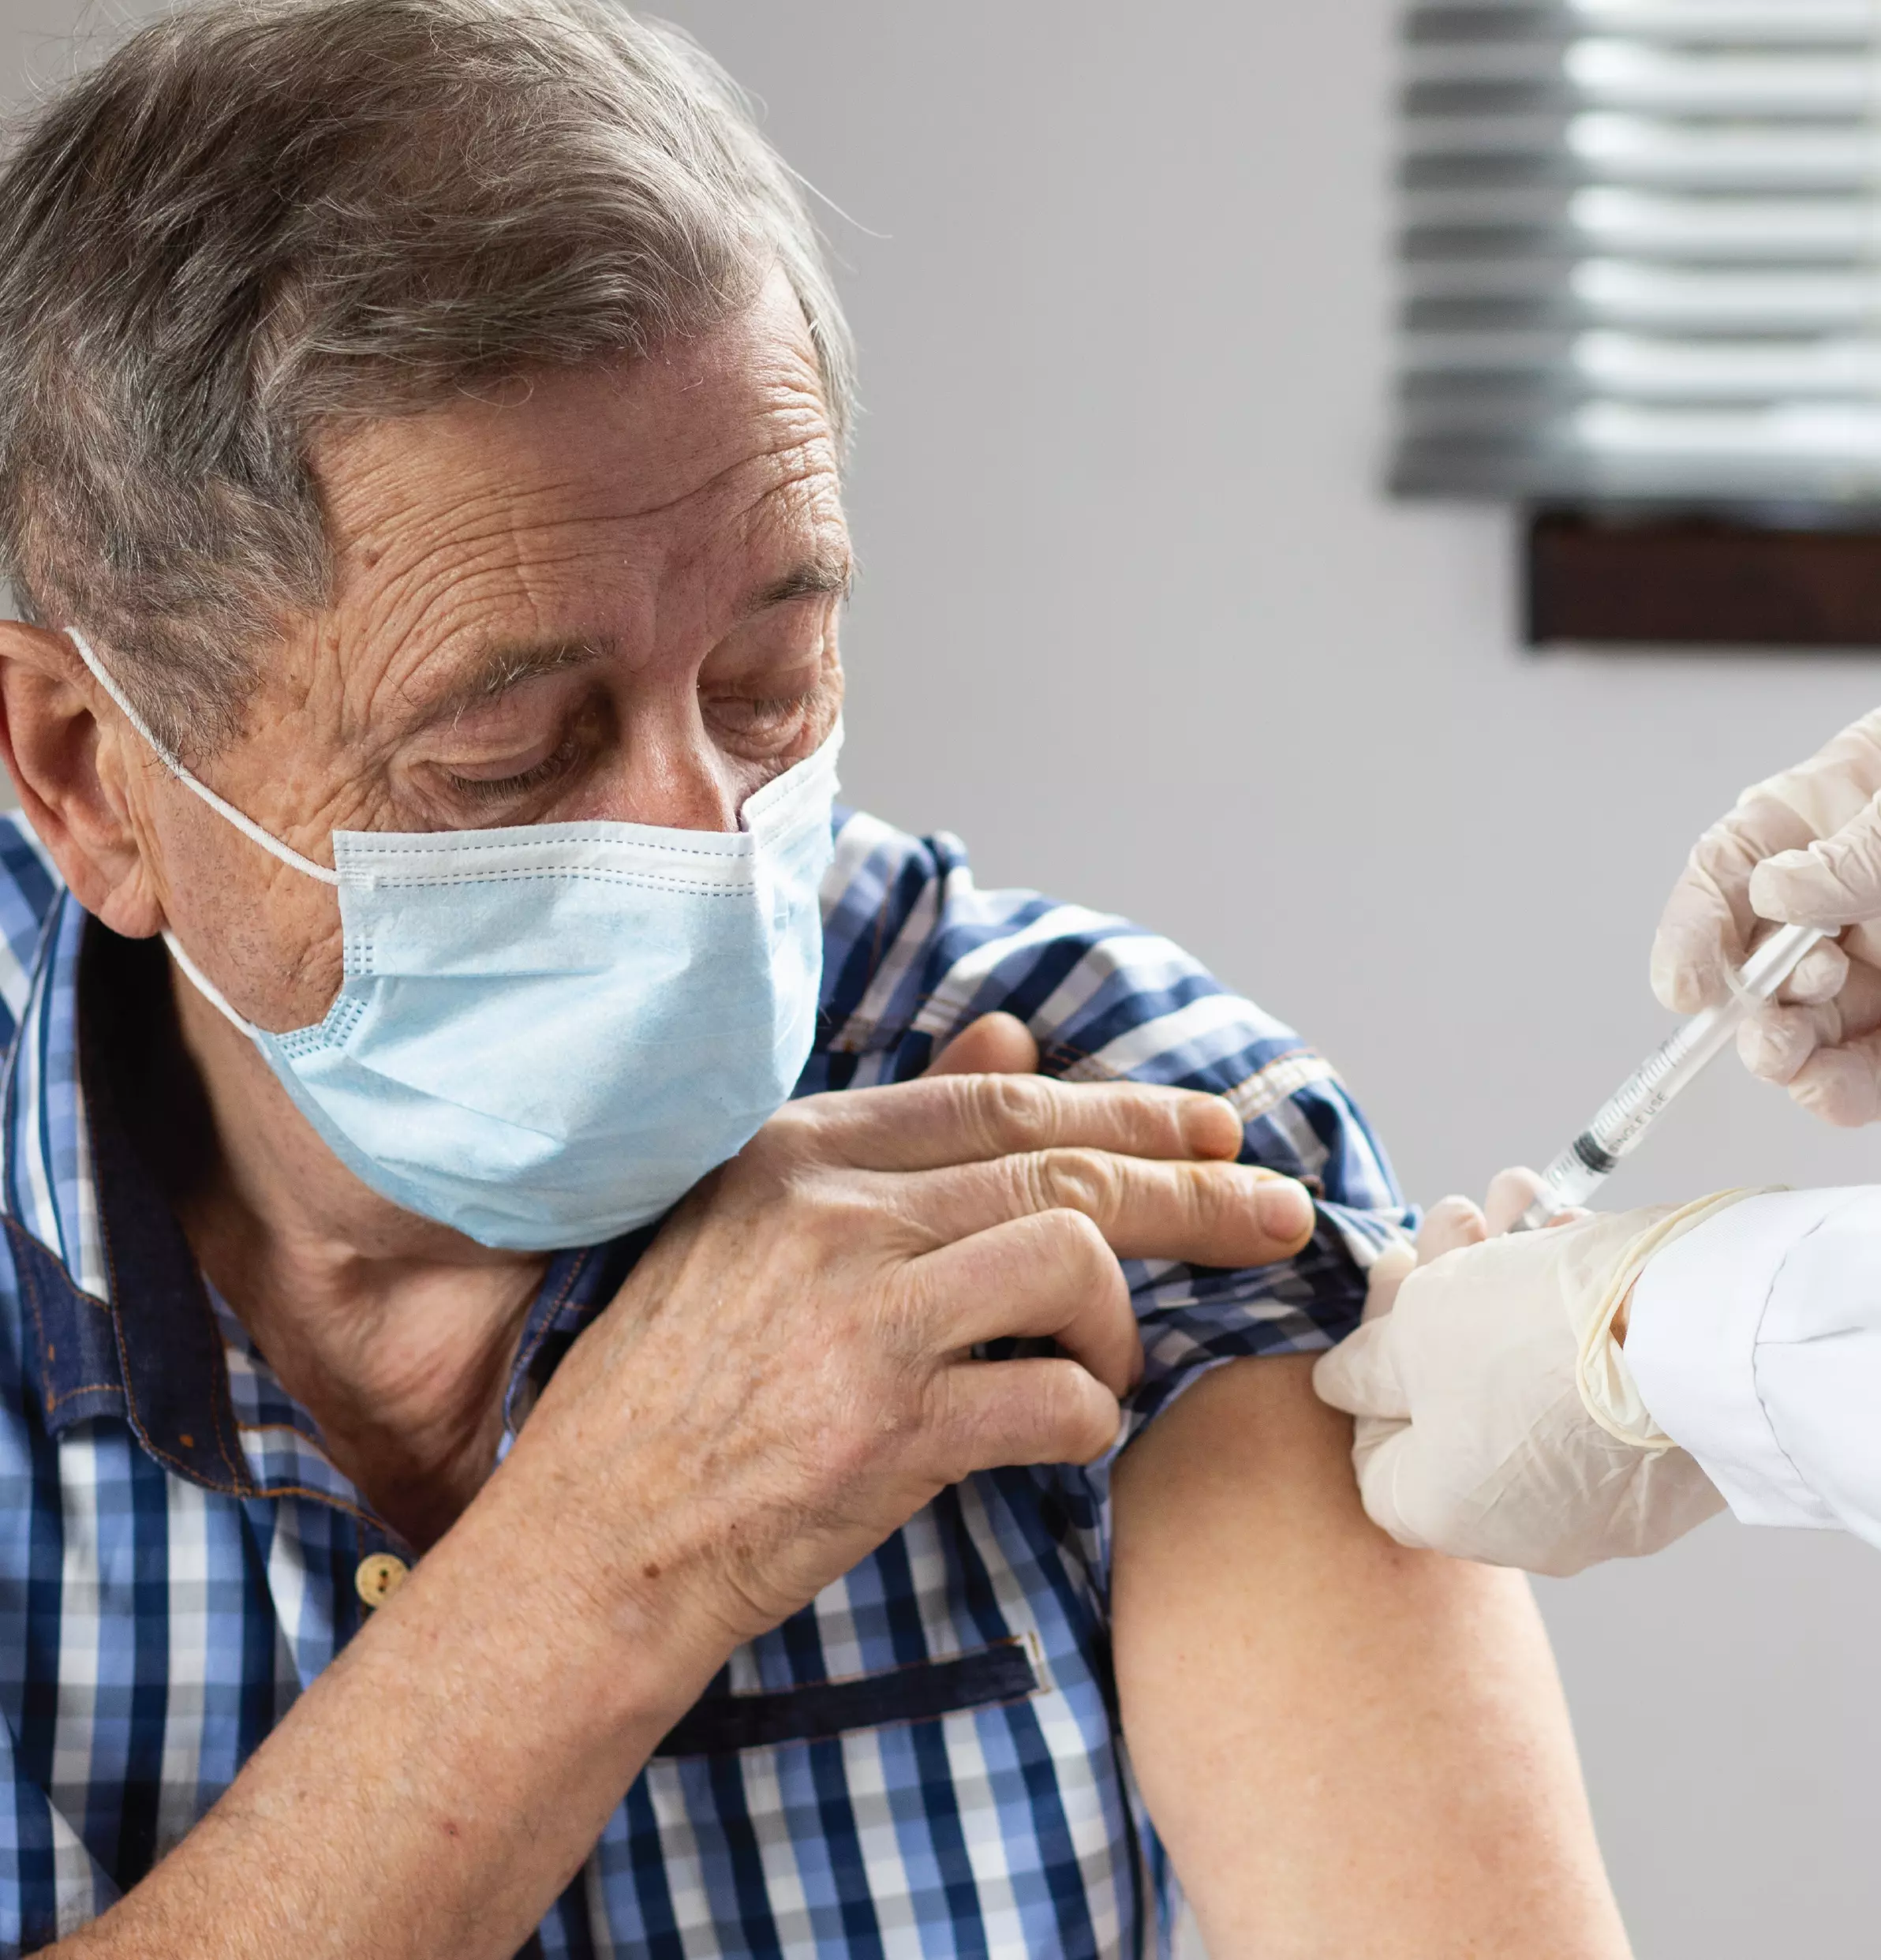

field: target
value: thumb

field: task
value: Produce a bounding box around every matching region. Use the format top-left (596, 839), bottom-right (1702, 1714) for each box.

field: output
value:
top-left (1751, 792), bottom-right (1881, 930)
top-left (925, 1012), bottom-right (1041, 1077)
top-left (1362, 1239), bottom-right (1418, 1321)
top-left (1312, 1318), bottom-right (1409, 1423)
top-left (1348, 1422), bottom-right (1429, 1551)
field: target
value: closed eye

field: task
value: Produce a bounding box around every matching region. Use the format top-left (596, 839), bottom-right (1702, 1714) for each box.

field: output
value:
top-left (442, 727), bottom-right (587, 806)
top-left (709, 690), bottom-right (821, 736)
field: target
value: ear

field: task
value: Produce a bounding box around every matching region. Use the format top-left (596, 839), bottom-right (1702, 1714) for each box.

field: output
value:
top-left (0, 621), bottom-right (166, 936)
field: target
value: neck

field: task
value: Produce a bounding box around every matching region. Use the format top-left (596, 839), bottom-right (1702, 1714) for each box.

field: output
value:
top-left (160, 957), bottom-right (548, 1549)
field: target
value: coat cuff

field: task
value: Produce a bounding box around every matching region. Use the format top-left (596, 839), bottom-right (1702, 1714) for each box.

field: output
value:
top-left (1625, 1189), bottom-right (1845, 1531)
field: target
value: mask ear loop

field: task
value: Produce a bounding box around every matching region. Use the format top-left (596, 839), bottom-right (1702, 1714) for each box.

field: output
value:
top-left (65, 630), bottom-right (340, 888)
top-left (161, 930), bottom-right (258, 1038)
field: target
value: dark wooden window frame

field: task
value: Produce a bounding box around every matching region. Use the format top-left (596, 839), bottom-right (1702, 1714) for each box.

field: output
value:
top-left (1526, 510), bottom-right (1881, 651)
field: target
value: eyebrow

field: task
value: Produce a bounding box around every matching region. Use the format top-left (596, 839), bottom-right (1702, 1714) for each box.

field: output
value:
top-left (420, 639), bottom-right (604, 730)
top-left (411, 551), bottom-right (852, 729)
top-left (741, 550), bottom-right (854, 619)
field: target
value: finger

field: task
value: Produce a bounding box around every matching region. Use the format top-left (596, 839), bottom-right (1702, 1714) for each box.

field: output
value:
top-left (1347, 1407), bottom-right (1401, 1484)
top-left (1738, 1001), bottom-right (1840, 1086)
top-left (1789, 1024), bottom-right (1881, 1128)
top-left (1362, 1240), bottom-right (1418, 1322)
top-left (1349, 1423), bottom-right (1429, 1550)
top-left (1415, 1195), bottom-right (1486, 1262)
top-left (1651, 797), bottom-right (1816, 1014)
top-left (1650, 872), bottom-right (1739, 1016)
top-left (795, 1072), bottom-right (1247, 1173)
top-left (1755, 712), bottom-right (1881, 840)
top-left (924, 1012), bottom-right (1041, 1078)
top-left (1311, 1319), bottom-right (1408, 1422)
top-left (934, 1356), bottom-right (1124, 1473)
top-left (910, 1208), bottom-right (1141, 1395)
top-left (1738, 959), bottom-right (1881, 1084)
top-left (899, 1149), bottom-right (1316, 1268)
top-left (1749, 793), bottom-right (1881, 930)
top-left (1484, 1165), bottom-right (1550, 1236)
top-left (1842, 918), bottom-right (1881, 974)
top-left (1780, 938), bottom-right (1849, 1006)
top-left (1827, 959), bottom-right (1881, 1040)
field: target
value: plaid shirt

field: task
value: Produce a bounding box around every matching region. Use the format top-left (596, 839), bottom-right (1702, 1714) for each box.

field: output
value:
top-left (0, 803), bottom-right (1408, 1958)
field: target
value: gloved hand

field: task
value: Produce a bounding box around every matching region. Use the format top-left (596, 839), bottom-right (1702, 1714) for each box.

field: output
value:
top-left (1652, 709), bottom-right (1881, 1125)
top-left (1314, 1187), bottom-right (1755, 1577)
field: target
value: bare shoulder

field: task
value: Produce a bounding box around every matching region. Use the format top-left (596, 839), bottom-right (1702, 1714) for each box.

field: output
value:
top-left (1111, 1356), bottom-right (1632, 1960)
top-left (1113, 1352), bottom-right (1353, 1524)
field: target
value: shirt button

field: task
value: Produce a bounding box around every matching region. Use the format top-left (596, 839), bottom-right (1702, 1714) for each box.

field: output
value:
top-left (355, 1553), bottom-right (409, 1610)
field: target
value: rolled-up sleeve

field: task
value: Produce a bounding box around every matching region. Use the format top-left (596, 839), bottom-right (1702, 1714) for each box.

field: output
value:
top-left (1626, 1187), bottom-right (1881, 1547)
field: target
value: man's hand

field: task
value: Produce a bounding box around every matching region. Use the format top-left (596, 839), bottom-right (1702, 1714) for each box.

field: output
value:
top-left (1313, 1179), bottom-right (1740, 1577)
top-left (518, 1015), bottom-right (1316, 1656)
top-left (1651, 710), bottom-right (1881, 1124)
top-left (75, 1015), bottom-right (1313, 1960)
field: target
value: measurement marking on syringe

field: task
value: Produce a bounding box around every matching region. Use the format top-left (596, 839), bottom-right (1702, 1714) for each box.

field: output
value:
top-left (1516, 923), bottom-right (1828, 1232)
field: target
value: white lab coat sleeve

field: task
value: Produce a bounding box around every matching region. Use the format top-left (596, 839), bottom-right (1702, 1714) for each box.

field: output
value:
top-left (1625, 1186), bottom-right (1881, 1550)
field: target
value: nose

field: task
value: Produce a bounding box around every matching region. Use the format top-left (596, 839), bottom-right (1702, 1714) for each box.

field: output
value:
top-left (611, 724), bottom-right (739, 833)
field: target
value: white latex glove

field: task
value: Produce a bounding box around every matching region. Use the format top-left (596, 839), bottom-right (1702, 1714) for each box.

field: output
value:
top-left (1652, 709), bottom-right (1881, 1126)
top-left (1314, 1185), bottom-right (1756, 1577)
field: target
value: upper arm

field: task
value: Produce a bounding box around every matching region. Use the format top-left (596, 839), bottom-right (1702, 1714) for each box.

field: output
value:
top-left (1110, 1354), bottom-right (1631, 1960)
top-left (821, 821), bottom-right (1627, 1947)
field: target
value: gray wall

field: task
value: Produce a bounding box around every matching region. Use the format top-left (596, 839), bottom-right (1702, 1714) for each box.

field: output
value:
top-left (5, 1), bottom-right (1879, 1952)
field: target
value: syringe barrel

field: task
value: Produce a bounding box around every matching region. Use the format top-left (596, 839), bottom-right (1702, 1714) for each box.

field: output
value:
top-left (1511, 1012), bottom-right (1732, 1229)
top-left (1515, 922), bottom-right (1827, 1232)
top-left (1576, 997), bottom-right (1741, 1164)
top-left (1528, 1137), bottom-right (1615, 1216)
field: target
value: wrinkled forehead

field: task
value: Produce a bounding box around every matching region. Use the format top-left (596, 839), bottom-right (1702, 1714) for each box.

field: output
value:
top-left (302, 273), bottom-right (847, 732)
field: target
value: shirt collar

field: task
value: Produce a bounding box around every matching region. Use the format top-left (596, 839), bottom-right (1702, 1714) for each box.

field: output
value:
top-left (1, 895), bottom-right (641, 1507)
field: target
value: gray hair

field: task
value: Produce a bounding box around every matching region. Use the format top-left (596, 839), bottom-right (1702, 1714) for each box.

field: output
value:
top-left (0, 0), bottom-right (856, 756)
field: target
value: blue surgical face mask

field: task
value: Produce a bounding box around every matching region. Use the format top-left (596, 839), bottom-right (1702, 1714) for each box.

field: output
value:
top-left (69, 631), bottom-right (841, 1251)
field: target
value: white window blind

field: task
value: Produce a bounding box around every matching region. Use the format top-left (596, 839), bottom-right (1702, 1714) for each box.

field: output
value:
top-left (1393, 2), bottom-right (1881, 503)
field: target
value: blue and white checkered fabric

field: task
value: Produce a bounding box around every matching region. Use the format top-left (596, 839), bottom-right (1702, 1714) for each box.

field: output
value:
top-left (0, 805), bottom-right (1409, 1957)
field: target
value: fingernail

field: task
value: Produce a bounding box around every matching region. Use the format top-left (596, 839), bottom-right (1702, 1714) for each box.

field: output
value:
top-left (1182, 1096), bottom-right (1243, 1157)
top-left (1257, 1177), bottom-right (1314, 1240)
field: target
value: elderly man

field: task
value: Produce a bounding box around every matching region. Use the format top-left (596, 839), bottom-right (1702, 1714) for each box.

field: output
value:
top-left (0, 2), bottom-right (1627, 1954)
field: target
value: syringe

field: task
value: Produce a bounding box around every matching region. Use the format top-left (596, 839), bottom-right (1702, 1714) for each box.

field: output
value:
top-left (1514, 922), bottom-right (1829, 1232)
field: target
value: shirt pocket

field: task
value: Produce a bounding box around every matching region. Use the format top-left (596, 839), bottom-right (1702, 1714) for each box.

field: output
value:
top-left (650, 1633), bottom-right (1046, 1758)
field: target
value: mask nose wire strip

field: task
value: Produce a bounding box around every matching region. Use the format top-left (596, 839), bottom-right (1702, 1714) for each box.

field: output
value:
top-left (65, 630), bottom-right (342, 888)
